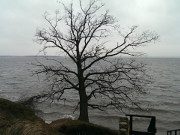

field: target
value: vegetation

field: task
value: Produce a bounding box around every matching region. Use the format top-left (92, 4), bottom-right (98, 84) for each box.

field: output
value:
top-left (50, 119), bottom-right (118, 135)
top-left (0, 98), bottom-right (61, 135)
top-left (34, 0), bottom-right (158, 122)
top-left (0, 98), bottom-right (119, 135)
top-left (0, 98), bottom-right (39, 121)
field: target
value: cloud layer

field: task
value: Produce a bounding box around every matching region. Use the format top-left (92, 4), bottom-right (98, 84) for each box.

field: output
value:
top-left (0, 0), bottom-right (179, 57)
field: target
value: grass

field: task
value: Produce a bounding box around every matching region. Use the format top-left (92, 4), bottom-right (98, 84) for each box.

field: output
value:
top-left (0, 98), bottom-right (39, 121)
top-left (0, 98), bottom-right (61, 135)
top-left (0, 98), bottom-right (119, 135)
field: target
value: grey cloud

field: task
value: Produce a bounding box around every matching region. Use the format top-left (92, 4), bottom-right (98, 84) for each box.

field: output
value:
top-left (0, 0), bottom-right (180, 57)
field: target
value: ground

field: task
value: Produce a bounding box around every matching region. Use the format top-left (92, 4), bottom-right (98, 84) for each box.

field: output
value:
top-left (0, 98), bottom-right (118, 135)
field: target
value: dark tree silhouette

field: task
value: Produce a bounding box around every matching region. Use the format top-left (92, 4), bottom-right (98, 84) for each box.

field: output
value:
top-left (34, 0), bottom-right (158, 122)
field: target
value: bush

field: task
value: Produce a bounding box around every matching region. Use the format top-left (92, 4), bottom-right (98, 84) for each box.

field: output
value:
top-left (50, 119), bottom-right (118, 135)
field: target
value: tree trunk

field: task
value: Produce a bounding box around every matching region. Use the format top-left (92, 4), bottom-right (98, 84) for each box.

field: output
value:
top-left (78, 89), bottom-right (89, 122)
top-left (77, 57), bottom-right (89, 122)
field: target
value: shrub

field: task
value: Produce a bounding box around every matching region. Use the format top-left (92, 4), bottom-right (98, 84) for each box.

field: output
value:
top-left (50, 119), bottom-right (118, 135)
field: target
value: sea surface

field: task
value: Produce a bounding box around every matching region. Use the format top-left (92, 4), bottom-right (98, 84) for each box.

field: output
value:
top-left (0, 56), bottom-right (179, 135)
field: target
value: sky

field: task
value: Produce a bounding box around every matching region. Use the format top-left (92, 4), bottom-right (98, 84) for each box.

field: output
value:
top-left (0, 0), bottom-right (180, 57)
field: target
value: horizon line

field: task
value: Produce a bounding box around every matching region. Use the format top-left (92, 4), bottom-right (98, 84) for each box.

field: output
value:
top-left (0, 55), bottom-right (180, 58)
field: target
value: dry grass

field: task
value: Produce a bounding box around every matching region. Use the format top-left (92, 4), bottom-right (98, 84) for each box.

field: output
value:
top-left (0, 98), bottom-right (62, 135)
top-left (0, 98), bottom-right (118, 135)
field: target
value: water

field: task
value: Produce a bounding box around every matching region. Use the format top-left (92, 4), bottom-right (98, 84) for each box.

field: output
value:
top-left (0, 56), bottom-right (179, 135)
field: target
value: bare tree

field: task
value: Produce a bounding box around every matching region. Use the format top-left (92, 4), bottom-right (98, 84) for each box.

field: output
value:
top-left (34, 0), bottom-right (158, 122)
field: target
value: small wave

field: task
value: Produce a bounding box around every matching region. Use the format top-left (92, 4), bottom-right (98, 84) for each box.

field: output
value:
top-left (171, 120), bottom-right (180, 125)
top-left (147, 108), bottom-right (180, 114)
top-left (5, 82), bottom-right (19, 85)
top-left (43, 111), bottom-right (61, 116)
top-left (62, 114), bottom-right (75, 120)
top-left (161, 101), bottom-right (180, 106)
top-left (91, 114), bottom-right (120, 120)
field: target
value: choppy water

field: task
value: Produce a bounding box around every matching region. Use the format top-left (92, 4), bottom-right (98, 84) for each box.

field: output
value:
top-left (0, 56), bottom-right (179, 135)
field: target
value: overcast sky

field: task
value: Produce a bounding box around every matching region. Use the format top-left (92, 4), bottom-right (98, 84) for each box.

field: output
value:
top-left (0, 0), bottom-right (179, 57)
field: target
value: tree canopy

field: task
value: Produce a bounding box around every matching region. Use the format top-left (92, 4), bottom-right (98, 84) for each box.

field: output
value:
top-left (34, 0), bottom-right (158, 122)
